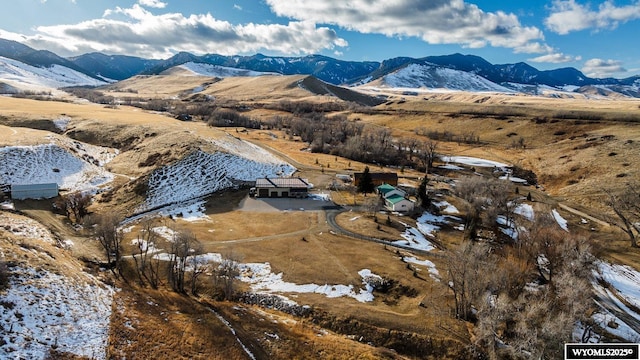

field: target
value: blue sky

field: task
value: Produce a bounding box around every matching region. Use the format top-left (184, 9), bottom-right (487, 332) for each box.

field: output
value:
top-left (1, 0), bottom-right (639, 78)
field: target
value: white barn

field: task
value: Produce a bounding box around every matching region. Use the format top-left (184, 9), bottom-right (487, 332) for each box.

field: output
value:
top-left (11, 183), bottom-right (59, 200)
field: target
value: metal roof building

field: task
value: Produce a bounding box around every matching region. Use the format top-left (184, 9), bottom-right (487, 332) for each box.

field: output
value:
top-left (11, 183), bottom-right (59, 200)
top-left (254, 177), bottom-right (310, 198)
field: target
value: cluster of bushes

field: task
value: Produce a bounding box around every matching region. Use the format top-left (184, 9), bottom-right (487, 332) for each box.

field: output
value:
top-left (264, 99), bottom-right (349, 115)
top-left (415, 127), bottom-right (481, 145)
top-left (0, 260), bottom-right (9, 290)
top-left (206, 109), bottom-right (260, 128)
top-left (65, 87), bottom-right (115, 104)
top-left (267, 112), bottom-right (426, 167)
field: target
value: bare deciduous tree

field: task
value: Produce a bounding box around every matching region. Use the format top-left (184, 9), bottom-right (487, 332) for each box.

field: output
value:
top-left (446, 241), bottom-right (490, 321)
top-left (54, 192), bottom-right (92, 224)
top-left (132, 218), bottom-right (162, 288)
top-left (85, 212), bottom-right (125, 278)
top-left (607, 183), bottom-right (640, 248)
top-left (213, 254), bottom-right (241, 301)
top-left (416, 140), bottom-right (438, 173)
top-left (167, 229), bottom-right (201, 293)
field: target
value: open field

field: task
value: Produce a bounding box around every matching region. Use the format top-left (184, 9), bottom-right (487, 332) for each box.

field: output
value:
top-left (2, 82), bottom-right (640, 358)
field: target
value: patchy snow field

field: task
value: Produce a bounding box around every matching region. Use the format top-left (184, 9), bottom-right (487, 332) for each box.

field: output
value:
top-left (440, 155), bottom-right (510, 169)
top-left (0, 55), bottom-right (107, 92)
top-left (239, 263), bottom-right (381, 303)
top-left (178, 62), bottom-right (278, 78)
top-left (0, 212), bottom-right (56, 244)
top-left (593, 261), bottom-right (640, 341)
top-left (0, 136), bottom-right (117, 192)
top-left (0, 267), bottom-right (114, 359)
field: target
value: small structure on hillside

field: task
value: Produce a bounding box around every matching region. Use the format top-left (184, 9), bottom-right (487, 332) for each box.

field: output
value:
top-left (254, 177), bottom-right (310, 198)
top-left (353, 172), bottom-right (398, 187)
top-left (11, 183), bottom-right (59, 200)
top-left (376, 183), bottom-right (414, 212)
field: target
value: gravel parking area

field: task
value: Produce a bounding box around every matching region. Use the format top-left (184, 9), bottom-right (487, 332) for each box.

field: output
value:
top-left (237, 192), bottom-right (334, 212)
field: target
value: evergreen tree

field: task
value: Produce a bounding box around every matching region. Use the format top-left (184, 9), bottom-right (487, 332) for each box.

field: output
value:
top-left (418, 176), bottom-right (430, 208)
top-left (358, 166), bottom-right (375, 195)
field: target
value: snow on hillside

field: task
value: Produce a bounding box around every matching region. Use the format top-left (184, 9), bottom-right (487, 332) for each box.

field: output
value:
top-left (0, 267), bottom-right (114, 359)
top-left (0, 212), bottom-right (56, 243)
top-left (593, 261), bottom-right (640, 342)
top-left (178, 62), bottom-right (278, 78)
top-left (141, 136), bottom-right (294, 212)
top-left (0, 56), bottom-right (107, 92)
top-left (378, 63), bottom-right (513, 93)
top-left (0, 136), bottom-right (117, 191)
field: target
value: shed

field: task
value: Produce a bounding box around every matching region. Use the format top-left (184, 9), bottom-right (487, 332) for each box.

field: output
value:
top-left (376, 183), bottom-right (406, 199)
top-left (254, 177), bottom-right (310, 198)
top-left (11, 183), bottom-right (59, 200)
top-left (384, 194), bottom-right (415, 213)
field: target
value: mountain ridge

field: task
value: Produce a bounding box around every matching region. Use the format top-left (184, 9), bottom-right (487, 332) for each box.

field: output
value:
top-left (1, 37), bottom-right (640, 98)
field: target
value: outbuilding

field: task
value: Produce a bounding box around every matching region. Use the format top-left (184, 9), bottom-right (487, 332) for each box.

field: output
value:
top-left (11, 183), bottom-right (59, 200)
top-left (254, 177), bottom-right (310, 198)
top-left (384, 194), bottom-right (415, 212)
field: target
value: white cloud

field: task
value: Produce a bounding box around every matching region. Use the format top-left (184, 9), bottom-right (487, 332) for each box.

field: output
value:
top-left (12, 5), bottom-right (348, 58)
top-left (234, 4), bottom-right (243, 11)
top-left (582, 58), bottom-right (627, 78)
top-left (545, 0), bottom-right (640, 34)
top-left (265, 0), bottom-right (548, 53)
top-left (529, 52), bottom-right (581, 63)
top-left (139, 0), bottom-right (167, 9)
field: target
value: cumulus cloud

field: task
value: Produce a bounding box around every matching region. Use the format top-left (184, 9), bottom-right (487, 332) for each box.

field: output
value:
top-left (139, 0), bottom-right (167, 9)
top-left (265, 0), bottom-right (548, 53)
top-left (13, 5), bottom-right (347, 58)
top-left (529, 52), bottom-right (581, 63)
top-left (581, 58), bottom-right (627, 78)
top-left (545, 0), bottom-right (640, 34)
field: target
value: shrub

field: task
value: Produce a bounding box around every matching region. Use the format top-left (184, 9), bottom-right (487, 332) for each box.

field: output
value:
top-left (0, 261), bottom-right (10, 290)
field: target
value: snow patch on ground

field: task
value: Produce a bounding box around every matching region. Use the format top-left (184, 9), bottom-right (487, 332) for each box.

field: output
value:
top-left (395, 210), bottom-right (463, 251)
top-left (440, 155), bottom-right (510, 168)
top-left (239, 262), bottom-right (381, 303)
top-left (403, 256), bottom-right (439, 279)
top-left (551, 209), bottom-right (569, 231)
top-left (53, 117), bottom-right (70, 132)
top-left (0, 212), bottom-right (56, 243)
top-left (157, 199), bottom-right (210, 222)
top-left (397, 226), bottom-right (436, 251)
top-left (152, 226), bottom-right (177, 242)
top-left (514, 203), bottom-right (535, 221)
top-left (0, 267), bottom-right (114, 359)
top-left (432, 200), bottom-right (459, 214)
top-left (592, 261), bottom-right (640, 342)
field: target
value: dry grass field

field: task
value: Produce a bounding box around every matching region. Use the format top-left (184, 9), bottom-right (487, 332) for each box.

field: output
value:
top-left (2, 79), bottom-right (640, 358)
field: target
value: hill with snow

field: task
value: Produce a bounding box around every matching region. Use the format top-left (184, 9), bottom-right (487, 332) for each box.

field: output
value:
top-left (360, 63), bottom-right (514, 93)
top-left (140, 133), bottom-right (295, 215)
top-left (0, 56), bottom-right (108, 93)
top-left (171, 62), bottom-right (279, 78)
top-left (0, 134), bottom-right (117, 192)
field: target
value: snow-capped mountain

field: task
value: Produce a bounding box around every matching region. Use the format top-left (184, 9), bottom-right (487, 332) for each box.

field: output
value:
top-left (174, 62), bottom-right (278, 77)
top-left (365, 63), bottom-right (513, 93)
top-left (1, 36), bottom-right (639, 98)
top-left (0, 55), bottom-right (108, 92)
